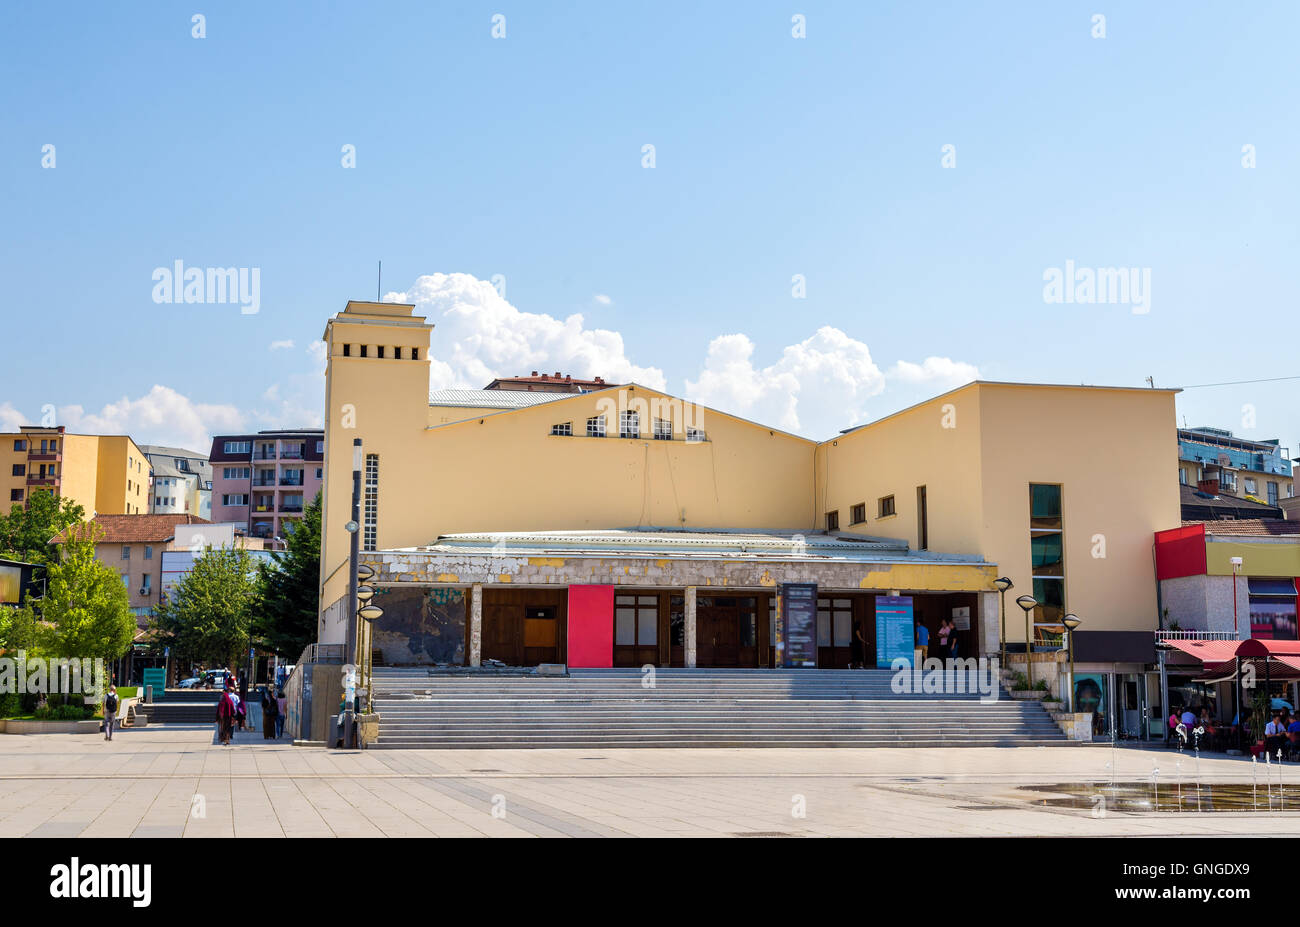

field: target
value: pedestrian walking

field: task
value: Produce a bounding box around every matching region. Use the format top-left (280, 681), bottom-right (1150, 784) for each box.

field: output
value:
top-left (238, 672), bottom-right (248, 730)
top-left (215, 684), bottom-right (236, 745)
top-left (103, 685), bottom-right (119, 741)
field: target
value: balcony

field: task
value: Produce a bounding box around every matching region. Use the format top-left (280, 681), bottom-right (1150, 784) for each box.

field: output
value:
top-left (26, 475), bottom-right (57, 486)
top-left (252, 477), bottom-right (277, 487)
top-left (27, 452), bottom-right (61, 462)
top-left (279, 506), bottom-right (304, 515)
top-left (279, 477), bottom-right (303, 487)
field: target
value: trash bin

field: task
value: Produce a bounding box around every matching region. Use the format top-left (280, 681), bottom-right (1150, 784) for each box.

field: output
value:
top-left (144, 684), bottom-right (153, 704)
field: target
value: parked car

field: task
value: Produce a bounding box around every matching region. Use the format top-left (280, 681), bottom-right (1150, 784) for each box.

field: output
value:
top-left (177, 676), bottom-right (201, 689)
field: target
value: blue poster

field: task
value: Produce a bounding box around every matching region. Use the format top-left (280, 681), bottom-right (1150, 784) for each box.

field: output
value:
top-left (875, 595), bottom-right (914, 668)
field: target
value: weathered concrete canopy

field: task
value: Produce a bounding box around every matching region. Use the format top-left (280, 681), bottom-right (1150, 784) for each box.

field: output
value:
top-left (362, 529), bottom-right (998, 592)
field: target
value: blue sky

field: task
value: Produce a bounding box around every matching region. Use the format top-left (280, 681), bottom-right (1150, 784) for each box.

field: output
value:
top-left (2, 1), bottom-right (1297, 453)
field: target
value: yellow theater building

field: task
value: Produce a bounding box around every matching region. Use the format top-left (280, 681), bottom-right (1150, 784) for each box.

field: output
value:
top-left (316, 300), bottom-right (1181, 692)
top-left (1, 426), bottom-right (149, 516)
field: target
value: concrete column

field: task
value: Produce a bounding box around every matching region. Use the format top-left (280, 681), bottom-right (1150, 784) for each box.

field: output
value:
top-left (979, 591), bottom-right (1000, 659)
top-left (469, 584), bottom-right (482, 667)
top-left (684, 586), bottom-right (697, 668)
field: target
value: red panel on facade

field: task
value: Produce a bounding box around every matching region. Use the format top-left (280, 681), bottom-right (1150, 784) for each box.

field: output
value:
top-left (567, 585), bottom-right (614, 668)
top-left (1154, 524), bottom-right (1207, 580)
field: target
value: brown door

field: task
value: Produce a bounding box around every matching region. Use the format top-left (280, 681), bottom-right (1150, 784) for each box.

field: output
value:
top-left (816, 597), bottom-right (854, 668)
top-left (697, 597), bottom-right (758, 668)
top-left (482, 603), bottom-right (522, 665)
top-left (523, 605), bottom-right (560, 665)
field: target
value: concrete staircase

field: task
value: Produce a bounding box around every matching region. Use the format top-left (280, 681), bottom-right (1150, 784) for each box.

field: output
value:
top-left (136, 689), bottom-right (223, 724)
top-left (370, 667), bottom-right (1070, 749)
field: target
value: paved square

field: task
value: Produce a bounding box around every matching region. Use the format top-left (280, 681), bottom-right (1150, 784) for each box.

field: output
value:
top-left (1, 727), bottom-right (1296, 837)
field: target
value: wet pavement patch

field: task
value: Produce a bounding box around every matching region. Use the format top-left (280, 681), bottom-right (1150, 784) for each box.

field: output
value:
top-left (1019, 781), bottom-right (1300, 813)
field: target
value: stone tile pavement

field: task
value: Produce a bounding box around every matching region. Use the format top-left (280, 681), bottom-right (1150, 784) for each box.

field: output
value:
top-left (0, 726), bottom-right (1296, 837)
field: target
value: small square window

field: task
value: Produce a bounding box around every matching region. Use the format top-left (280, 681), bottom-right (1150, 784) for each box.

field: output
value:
top-left (586, 415), bottom-right (606, 438)
top-left (551, 422), bottom-right (573, 436)
top-left (686, 427), bottom-right (707, 443)
top-left (653, 418), bottom-right (672, 440)
top-left (850, 503), bottom-right (866, 525)
top-left (825, 510), bottom-right (839, 531)
top-left (878, 495), bottom-right (896, 518)
top-left (619, 411), bottom-right (639, 439)
top-left (9, 489), bottom-right (22, 502)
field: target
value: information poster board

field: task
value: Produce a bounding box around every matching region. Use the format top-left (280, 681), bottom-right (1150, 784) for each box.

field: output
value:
top-left (875, 595), bottom-right (914, 668)
top-left (780, 583), bottom-right (818, 668)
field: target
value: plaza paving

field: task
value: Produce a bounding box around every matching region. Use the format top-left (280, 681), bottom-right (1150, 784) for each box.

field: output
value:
top-left (0, 726), bottom-right (1296, 837)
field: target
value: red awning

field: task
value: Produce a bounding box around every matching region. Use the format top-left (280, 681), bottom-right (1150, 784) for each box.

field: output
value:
top-left (1161, 638), bottom-right (1241, 664)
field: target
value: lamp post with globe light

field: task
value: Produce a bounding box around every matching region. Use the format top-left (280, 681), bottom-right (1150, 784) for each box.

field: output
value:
top-left (1016, 594), bottom-right (1038, 688)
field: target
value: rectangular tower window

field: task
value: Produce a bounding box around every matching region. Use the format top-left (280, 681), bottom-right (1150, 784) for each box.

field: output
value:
top-left (916, 485), bottom-right (928, 551)
top-left (363, 453), bottom-right (379, 551)
top-left (1029, 483), bottom-right (1065, 646)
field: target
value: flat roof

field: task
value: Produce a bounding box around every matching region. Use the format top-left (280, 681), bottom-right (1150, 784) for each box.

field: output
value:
top-left (382, 527), bottom-right (988, 565)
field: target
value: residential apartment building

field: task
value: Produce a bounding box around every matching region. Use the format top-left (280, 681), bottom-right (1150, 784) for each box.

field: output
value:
top-left (483, 371), bottom-right (616, 393)
top-left (53, 514), bottom-right (211, 622)
top-left (316, 301), bottom-right (1180, 703)
top-left (1, 426), bottom-right (149, 515)
top-left (209, 429), bottom-right (324, 542)
top-left (140, 445), bottom-right (213, 519)
top-left (1177, 426), bottom-right (1294, 505)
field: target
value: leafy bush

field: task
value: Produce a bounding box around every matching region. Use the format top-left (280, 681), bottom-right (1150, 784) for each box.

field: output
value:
top-left (33, 703), bottom-right (94, 721)
top-left (1012, 671), bottom-right (1030, 690)
top-left (0, 692), bottom-right (22, 719)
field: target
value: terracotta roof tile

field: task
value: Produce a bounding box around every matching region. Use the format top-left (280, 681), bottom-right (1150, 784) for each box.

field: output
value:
top-left (53, 514), bottom-right (211, 544)
top-left (1182, 518), bottom-right (1300, 537)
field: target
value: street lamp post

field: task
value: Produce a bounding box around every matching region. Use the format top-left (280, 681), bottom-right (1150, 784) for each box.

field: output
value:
top-left (1015, 594), bottom-right (1038, 688)
top-left (994, 577), bottom-right (1014, 671)
top-left (1062, 613), bottom-right (1082, 712)
top-left (1231, 556), bottom-right (1243, 636)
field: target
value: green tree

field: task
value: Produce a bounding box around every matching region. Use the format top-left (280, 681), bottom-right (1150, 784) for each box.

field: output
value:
top-left (151, 546), bottom-right (258, 669)
top-left (253, 491), bottom-right (321, 658)
top-left (39, 523), bottom-right (134, 663)
top-left (0, 490), bottom-right (86, 564)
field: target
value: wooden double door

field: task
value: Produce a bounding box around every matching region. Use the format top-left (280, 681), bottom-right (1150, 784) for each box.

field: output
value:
top-left (697, 596), bottom-right (760, 668)
top-left (481, 588), bottom-right (566, 666)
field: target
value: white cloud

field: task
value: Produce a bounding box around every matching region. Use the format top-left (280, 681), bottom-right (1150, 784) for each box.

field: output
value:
top-left (57, 386), bottom-right (246, 451)
top-left (593, 293), bottom-right (611, 306)
top-left (386, 273), bottom-right (664, 391)
top-left (685, 327), bottom-right (887, 438)
top-left (887, 356), bottom-right (979, 389)
top-left (270, 339), bottom-right (295, 351)
top-left (0, 402), bottom-right (28, 432)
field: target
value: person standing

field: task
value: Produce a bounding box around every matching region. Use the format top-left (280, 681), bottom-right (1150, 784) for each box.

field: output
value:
top-left (936, 617), bottom-right (953, 660)
top-left (238, 671), bottom-right (249, 731)
top-left (915, 622), bottom-right (930, 662)
top-left (261, 687), bottom-right (278, 740)
top-left (103, 685), bottom-right (119, 741)
top-left (275, 690), bottom-right (287, 739)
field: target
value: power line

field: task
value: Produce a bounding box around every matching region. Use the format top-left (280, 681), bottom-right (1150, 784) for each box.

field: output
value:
top-left (1174, 374), bottom-right (1300, 390)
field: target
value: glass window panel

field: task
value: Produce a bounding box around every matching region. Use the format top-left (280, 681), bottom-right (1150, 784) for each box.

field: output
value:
top-left (615, 595), bottom-right (636, 606)
top-left (670, 597), bottom-right (684, 646)
top-left (615, 609), bottom-right (636, 645)
top-left (817, 612), bottom-right (831, 646)
top-left (638, 595), bottom-right (657, 606)
top-left (740, 614), bottom-right (756, 647)
top-left (637, 613), bottom-right (657, 645)
top-left (833, 598), bottom-right (851, 608)
top-left (1030, 533), bottom-right (1064, 574)
top-left (833, 611), bottom-right (852, 645)
top-left (1029, 484), bottom-right (1062, 529)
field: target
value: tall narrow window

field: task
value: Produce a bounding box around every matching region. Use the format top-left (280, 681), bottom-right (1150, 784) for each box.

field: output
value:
top-left (342, 344), bottom-right (351, 357)
top-left (1029, 483), bottom-right (1065, 646)
top-left (364, 454), bottom-right (379, 551)
top-left (825, 510), bottom-right (839, 531)
top-left (916, 485), bottom-right (928, 551)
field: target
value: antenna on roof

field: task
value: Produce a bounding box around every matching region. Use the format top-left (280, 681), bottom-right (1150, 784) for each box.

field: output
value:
top-left (1145, 376), bottom-right (1154, 388)
top-left (377, 261), bottom-right (382, 301)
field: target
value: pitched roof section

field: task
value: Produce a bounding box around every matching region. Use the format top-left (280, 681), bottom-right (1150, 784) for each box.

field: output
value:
top-left (53, 514), bottom-right (211, 544)
top-left (429, 388), bottom-right (574, 410)
top-left (1184, 519), bottom-right (1300, 537)
top-left (1179, 483), bottom-right (1282, 520)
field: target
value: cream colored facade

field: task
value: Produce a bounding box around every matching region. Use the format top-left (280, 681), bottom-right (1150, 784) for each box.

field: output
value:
top-left (318, 300), bottom-right (1181, 655)
top-left (817, 383), bottom-right (1181, 634)
top-left (1, 427), bottom-right (148, 516)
